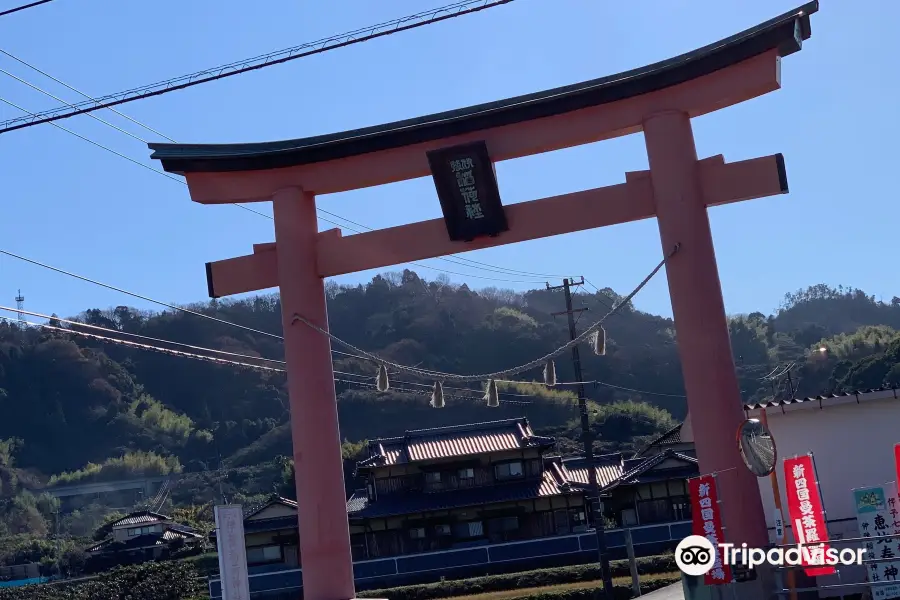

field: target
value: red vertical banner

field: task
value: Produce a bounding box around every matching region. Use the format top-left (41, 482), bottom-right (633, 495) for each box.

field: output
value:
top-left (894, 443), bottom-right (900, 490)
top-left (783, 455), bottom-right (836, 577)
top-left (689, 474), bottom-right (733, 585)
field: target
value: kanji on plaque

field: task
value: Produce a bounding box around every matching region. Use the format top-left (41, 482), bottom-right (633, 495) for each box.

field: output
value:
top-left (689, 475), bottom-right (733, 585)
top-left (853, 484), bottom-right (900, 599)
top-left (783, 455), bottom-right (836, 577)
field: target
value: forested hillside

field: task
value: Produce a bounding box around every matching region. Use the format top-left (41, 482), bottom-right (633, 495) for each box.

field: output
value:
top-left (0, 272), bottom-right (897, 555)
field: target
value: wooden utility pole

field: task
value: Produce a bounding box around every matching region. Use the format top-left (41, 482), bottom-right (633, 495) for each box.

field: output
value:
top-left (547, 277), bottom-right (614, 599)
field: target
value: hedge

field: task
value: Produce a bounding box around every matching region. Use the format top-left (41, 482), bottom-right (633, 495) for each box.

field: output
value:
top-left (358, 556), bottom-right (677, 600)
top-left (0, 561), bottom-right (203, 600)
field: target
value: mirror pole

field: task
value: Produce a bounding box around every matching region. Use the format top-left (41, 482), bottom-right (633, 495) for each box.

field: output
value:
top-left (759, 409), bottom-right (797, 600)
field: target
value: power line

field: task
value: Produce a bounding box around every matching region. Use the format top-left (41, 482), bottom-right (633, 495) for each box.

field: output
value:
top-left (0, 0), bottom-right (518, 134)
top-left (0, 67), bottom-right (149, 143)
top-left (0, 95), bottom-right (184, 183)
top-left (1, 45), bottom-right (572, 282)
top-left (0, 248), bottom-right (539, 367)
top-left (0, 305), bottom-right (286, 365)
top-left (0, 248), bottom-right (287, 341)
top-left (0, 96), bottom-right (547, 284)
top-left (292, 245), bottom-right (680, 383)
top-left (0, 314), bottom-right (530, 406)
top-left (0, 304), bottom-right (537, 400)
top-left (0, 0), bottom-right (54, 18)
top-left (592, 380), bottom-right (685, 399)
top-left (0, 252), bottom-right (693, 401)
top-left (0, 48), bottom-right (176, 141)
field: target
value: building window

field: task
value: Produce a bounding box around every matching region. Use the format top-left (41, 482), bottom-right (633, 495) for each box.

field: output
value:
top-left (126, 526), bottom-right (154, 537)
top-left (494, 461), bottom-right (523, 481)
top-left (637, 499), bottom-right (672, 524)
top-left (458, 468), bottom-right (474, 481)
top-left (489, 516), bottom-right (519, 532)
top-left (454, 521), bottom-right (484, 539)
top-left (246, 545), bottom-right (282, 565)
top-left (424, 472), bottom-right (442, 483)
top-left (409, 528), bottom-right (426, 539)
top-left (621, 508), bottom-right (638, 527)
top-left (435, 524), bottom-right (451, 536)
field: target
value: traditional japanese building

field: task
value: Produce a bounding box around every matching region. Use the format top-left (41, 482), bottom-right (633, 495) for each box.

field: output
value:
top-left (208, 418), bottom-right (698, 598)
top-left (86, 510), bottom-right (205, 568)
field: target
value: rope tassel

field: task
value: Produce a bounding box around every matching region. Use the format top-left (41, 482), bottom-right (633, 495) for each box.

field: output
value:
top-left (430, 381), bottom-right (445, 408)
top-left (484, 379), bottom-right (499, 407)
top-left (591, 326), bottom-right (607, 356)
top-left (376, 364), bottom-right (390, 392)
top-left (543, 360), bottom-right (557, 387)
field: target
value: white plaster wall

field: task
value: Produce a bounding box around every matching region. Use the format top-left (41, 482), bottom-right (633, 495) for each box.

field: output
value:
top-left (748, 390), bottom-right (900, 528)
top-left (747, 390), bottom-right (900, 596)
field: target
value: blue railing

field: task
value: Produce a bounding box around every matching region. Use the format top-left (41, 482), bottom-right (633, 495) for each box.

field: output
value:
top-left (0, 577), bottom-right (49, 588)
top-left (209, 520), bottom-right (691, 598)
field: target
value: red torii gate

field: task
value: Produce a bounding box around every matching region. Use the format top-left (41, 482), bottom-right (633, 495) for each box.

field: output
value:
top-left (150, 4), bottom-right (817, 598)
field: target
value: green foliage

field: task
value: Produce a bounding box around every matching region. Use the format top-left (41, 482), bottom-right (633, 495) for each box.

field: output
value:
top-left (49, 451), bottom-right (182, 486)
top-left (811, 325), bottom-right (900, 361)
top-left (0, 277), bottom-right (897, 540)
top-left (358, 556), bottom-right (678, 599)
top-left (0, 561), bottom-right (202, 600)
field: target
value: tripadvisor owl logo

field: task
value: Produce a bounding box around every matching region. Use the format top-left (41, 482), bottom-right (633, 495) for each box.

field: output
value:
top-left (675, 535), bottom-right (717, 576)
top-left (674, 534), bottom-right (866, 575)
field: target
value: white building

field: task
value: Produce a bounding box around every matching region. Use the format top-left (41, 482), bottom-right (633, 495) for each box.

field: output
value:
top-left (745, 387), bottom-right (900, 532)
top-left (744, 386), bottom-right (900, 596)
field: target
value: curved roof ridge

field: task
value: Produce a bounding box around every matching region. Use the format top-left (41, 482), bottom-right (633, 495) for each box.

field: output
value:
top-left (149, 2), bottom-right (816, 174)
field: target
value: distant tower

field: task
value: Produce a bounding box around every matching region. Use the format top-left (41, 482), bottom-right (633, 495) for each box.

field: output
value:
top-left (15, 289), bottom-right (24, 326)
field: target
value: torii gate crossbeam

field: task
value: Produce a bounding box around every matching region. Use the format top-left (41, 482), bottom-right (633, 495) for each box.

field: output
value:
top-left (149, 4), bottom-right (817, 599)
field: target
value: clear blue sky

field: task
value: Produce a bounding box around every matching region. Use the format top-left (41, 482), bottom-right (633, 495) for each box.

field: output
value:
top-left (0, 0), bottom-right (896, 325)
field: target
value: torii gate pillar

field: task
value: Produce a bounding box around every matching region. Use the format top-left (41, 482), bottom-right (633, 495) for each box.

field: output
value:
top-left (645, 111), bottom-right (768, 548)
top-left (271, 187), bottom-right (355, 600)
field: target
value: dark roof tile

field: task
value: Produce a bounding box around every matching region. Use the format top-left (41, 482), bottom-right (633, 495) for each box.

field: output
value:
top-left (358, 418), bottom-right (554, 469)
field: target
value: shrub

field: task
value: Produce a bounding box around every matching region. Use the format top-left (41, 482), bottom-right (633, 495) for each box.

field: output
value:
top-left (0, 561), bottom-right (202, 600)
top-left (357, 557), bottom-right (677, 600)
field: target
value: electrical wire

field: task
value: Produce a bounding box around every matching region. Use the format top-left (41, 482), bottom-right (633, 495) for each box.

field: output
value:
top-left (0, 67), bottom-right (148, 143)
top-left (0, 248), bottom-right (548, 366)
top-left (0, 248), bottom-right (287, 341)
top-left (0, 305), bottom-right (286, 364)
top-left (0, 49), bottom-right (176, 142)
top-left (0, 95), bottom-right (184, 184)
top-left (0, 315), bottom-right (529, 406)
top-left (0, 39), bottom-right (575, 282)
top-left (0, 0), bottom-right (54, 18)
top-left (291, 245), bottom-right (680, 383)
top-left (592, 380), bottom-right (685, 399)
top-left (0, 305), bottom-right (540, 400)
top-left (0, 0), bottom-right (518, 134)
top-left (0, 92), bottom-right (549, 284)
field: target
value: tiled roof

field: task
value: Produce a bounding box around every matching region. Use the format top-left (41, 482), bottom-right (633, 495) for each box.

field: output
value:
top-left (243, 495), bottom-right (297, 519)
top-left (357, 418), bottom-right (555, 469)
top-left (633, 423), bottom-right (685, 458)
top-left (560, 453), bottom-right (626, 490)
top-left (605, 449), bottom-right (698, 491)
top-left (108, 511), bottom-right (169, 528)
top-left (87, 526), bottom-right (202, 553)
top-left (346, 469), bottom-right (575, 519)
top-left (743, 385), bottom-right (898, 410)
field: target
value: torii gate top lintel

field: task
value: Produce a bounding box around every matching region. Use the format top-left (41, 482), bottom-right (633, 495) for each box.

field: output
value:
top-left (148, 2), bottom-right (814, 202)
